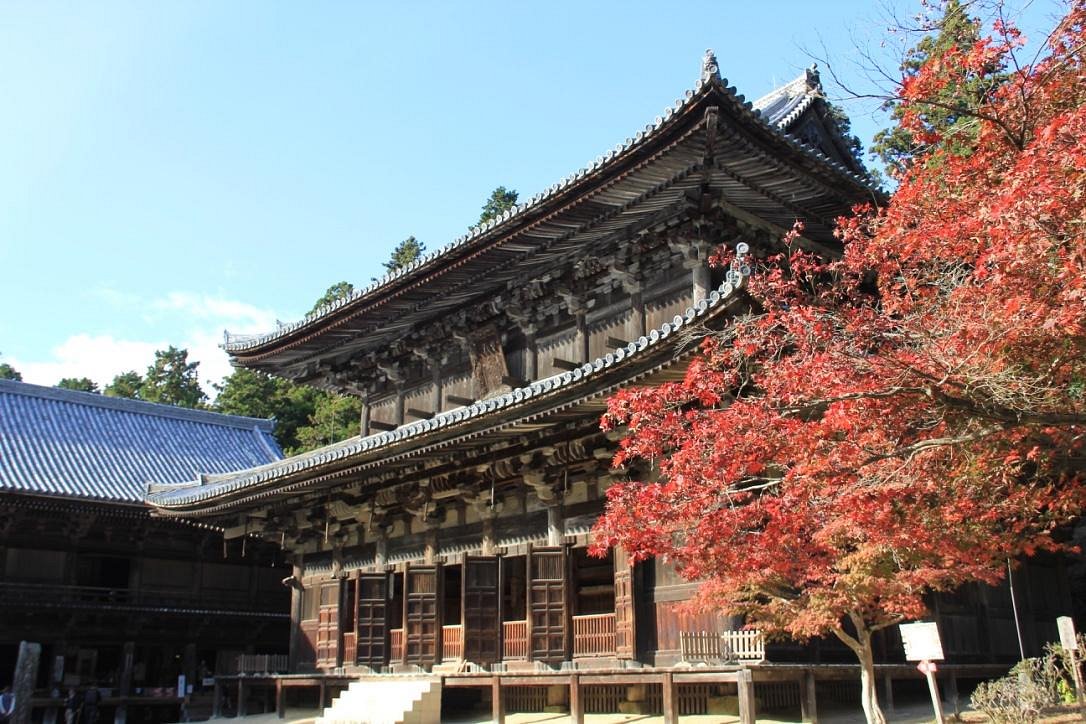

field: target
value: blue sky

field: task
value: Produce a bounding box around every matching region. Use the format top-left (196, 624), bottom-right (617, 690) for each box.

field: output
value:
top-left (0, 1), bottom-right (1064, 395)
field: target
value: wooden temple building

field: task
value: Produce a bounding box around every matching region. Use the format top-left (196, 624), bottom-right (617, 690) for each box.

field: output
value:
top-left (0, 380), bottom-right (289, 722)
top-left (145, 53), bottom-right (1073, 722)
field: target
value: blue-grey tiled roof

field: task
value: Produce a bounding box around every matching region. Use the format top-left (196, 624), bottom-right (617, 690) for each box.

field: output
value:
top-left (0, 380), bottom-right (282, 504)
top-left (222, 54), bottom-right (875, 356)
top-left (752, 68), bottom-right (821, 129)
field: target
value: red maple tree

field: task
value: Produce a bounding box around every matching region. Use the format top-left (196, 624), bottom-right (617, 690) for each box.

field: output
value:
top-left (592, 4), bottom-right (1086, 723)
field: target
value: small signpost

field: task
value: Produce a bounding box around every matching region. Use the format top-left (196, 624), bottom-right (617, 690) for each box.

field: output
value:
top-left (1057, 616), bottom-right (1085, 705)
top-left (901, 621), bottom-right (946, 724)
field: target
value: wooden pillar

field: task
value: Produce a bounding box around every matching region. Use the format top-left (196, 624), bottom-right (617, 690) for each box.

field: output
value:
top-left (943, 674), bottom-right (959, 717)
top-left (737, 669), bottom-right (756, 724)
top-left (360, 401), bottom-right (371, 437)
top-left (569, 673), bottom-right (584, 724)
top-left (114, 641), bottom-right (136, 724)
top-left (546, 504), bottom-right (563, 547)
top-left (374, 530), bottom-right (388, 569)
top-left (662, 671), bottom-right (677, 724)
top-left (394, 387), bottom-right (405, 427)
top-left (692, 262), bottom-right (711, 303)
top-left (424, 528), bottom-right (438, 565)
top-left (882, 671), bottom-right (895, 713)
top-left (11, 641), bottom-right (41, 724)
top-left (431, 362), bottom-right (443, 414)
top-left (237, 679), bottom-right (247, 717)
top-left (318, 680), bottom-right (327, 711)
top-left (276, 680), bottom-right (285, 719)
top-left (491, 678), bottom-right (505, 724)
top-left (630, 288), bottom-right (645, 338)
top-left (481, 516), bottom-right (497, 557)
top-left (800, 670), bottom-right (818, 722)
top-left (576, 312), bottom-right (589, 363)
top-left (212, 680), bottom-right (223, 718)
top-left (526, 332), bottom-right (538, 382)
top-left (288, 558), bottom-right (304, 673)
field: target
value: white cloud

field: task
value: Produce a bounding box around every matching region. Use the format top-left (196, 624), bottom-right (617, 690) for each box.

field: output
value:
top-left (13, 334), bottom-right (162, 389)
top-left (12, 291), bottom-right (286, 399)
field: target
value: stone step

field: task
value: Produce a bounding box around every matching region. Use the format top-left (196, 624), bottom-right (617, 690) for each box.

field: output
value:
top-left (314, 677), bottom-right (441, 724)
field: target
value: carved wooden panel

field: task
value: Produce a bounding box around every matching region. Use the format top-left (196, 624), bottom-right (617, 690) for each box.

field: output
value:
top-left (462, 556), bottom-right (500, 664)
top-left (468, 324), bottom-right (509, 399)
top-left (528, 547), bottom-right (568, 663)
top-left (404, 565), bottom-right (440, 666)
top-left (316, 580), bottom-right (340, 669)
top-left (614, 547), bottom-right (636, 660)
top-left (355, 573), bottom-right (388, 668)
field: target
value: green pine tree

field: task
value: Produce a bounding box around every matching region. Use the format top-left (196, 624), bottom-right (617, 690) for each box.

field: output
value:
top-left (871, 0), bottom-right (1006, 175)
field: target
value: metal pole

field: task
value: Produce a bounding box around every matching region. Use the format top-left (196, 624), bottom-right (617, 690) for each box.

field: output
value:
top-left (1007, 559), bottom-right (1027, 662)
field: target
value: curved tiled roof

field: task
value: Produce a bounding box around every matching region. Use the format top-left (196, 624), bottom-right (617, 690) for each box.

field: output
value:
top-left (0, 380), bottom-right (282, 503)
top-left (222, 52), bottom-right (876, 359)
top-left (148, 266), bottom-right (749, 513)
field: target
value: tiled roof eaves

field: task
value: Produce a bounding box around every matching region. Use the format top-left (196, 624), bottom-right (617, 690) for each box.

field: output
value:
top-left (147, 272), bottom-right (750, 512)
top-left (0, 380), bottom-right (276, 433)
top-left (223, 53), bottom-right (876, 357)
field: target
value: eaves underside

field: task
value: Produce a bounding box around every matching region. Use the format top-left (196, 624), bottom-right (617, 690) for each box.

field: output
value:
top-left (149, 274), bottom-right (749, 517)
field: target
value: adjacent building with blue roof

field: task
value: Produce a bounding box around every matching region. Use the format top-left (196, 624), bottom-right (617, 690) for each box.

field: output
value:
top-left (0, 379), bottom-right (282, 503)
top-left (0, 379), bottom-right (290, 718)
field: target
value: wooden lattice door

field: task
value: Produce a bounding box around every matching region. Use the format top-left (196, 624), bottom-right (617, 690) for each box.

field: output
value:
top-left (462, 556), bottom-right (501, 664)
top-left (614, 547), bottom-right (636, 659)
top-left (404, 564), bottom-right (441, 666)
top-left (528, 546), bottom-right (568, 663)
top-left (316, 580), bottom-right (341, 669)
top-left (355, 573), bottom-right (389, 668)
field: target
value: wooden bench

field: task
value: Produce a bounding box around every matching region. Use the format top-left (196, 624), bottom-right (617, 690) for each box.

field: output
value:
top-left (680, 630), bottom-right (766, 665)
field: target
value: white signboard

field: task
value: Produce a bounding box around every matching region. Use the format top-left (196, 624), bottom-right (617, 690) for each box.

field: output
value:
top-left (1058, 616), bottom-right (1078, 650)
top-left (900, 621), bottom-right (945, 661)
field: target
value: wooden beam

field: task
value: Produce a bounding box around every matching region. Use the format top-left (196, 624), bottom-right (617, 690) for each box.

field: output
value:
top-left (662, 671), bottom-right (677, 724)
top-left (237, 679), bottom-right (247, 717)
top-left (552, 358), bottom-right (580, 371)
top-left (801, 671), bottom-right (817, 723)
top-left (406, 408), bottom-right (434, 420)
top-left (737, 669), bottom-right (756, 724)
top-left (569, 673), bottom-right (583, 724)
top-left (369, 420), bottom-right (397, 432)
top-left (501, 375), bottom-right (527, 388)
top-left (606, 336), bottom-right (629, 349)
top-left (446, 395), bottom-right (475, 407)
top-left (491, 678), bottom-right (505, 724)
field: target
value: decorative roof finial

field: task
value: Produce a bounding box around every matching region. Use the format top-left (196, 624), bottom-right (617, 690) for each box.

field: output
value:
top-left (701, 49), bottom-right (720, 83)
top-left (805, 63), bottom-right (822, 92)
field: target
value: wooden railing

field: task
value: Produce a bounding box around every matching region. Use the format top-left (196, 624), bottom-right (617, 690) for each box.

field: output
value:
top-left (503, 620), bottom-right (528, 659)
top-left (572, 613), bottom-right (616, 657)
top-left (723, 630), bottom-right (766, 662)
top-left (680, 629), bottom-right (766, 663)
top-left (442, 625), bottom-right (463, 661)
top-left (390, 628), bottom-right (404, 662)
top-left (234, 654), bottom-right (289, 674)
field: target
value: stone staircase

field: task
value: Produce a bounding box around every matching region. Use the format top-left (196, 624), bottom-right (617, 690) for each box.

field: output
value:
top-left (315, 677), bottom-right (441, 724)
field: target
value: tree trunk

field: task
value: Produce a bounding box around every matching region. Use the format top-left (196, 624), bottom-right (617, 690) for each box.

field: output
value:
top-left (835, 618), bottom-right (887, 724)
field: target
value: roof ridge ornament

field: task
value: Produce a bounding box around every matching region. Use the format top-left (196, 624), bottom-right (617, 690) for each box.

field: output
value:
top-left (805, 63), bottom-right (822, 93)
top-left (701, 49), bottom-right (721, 84)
